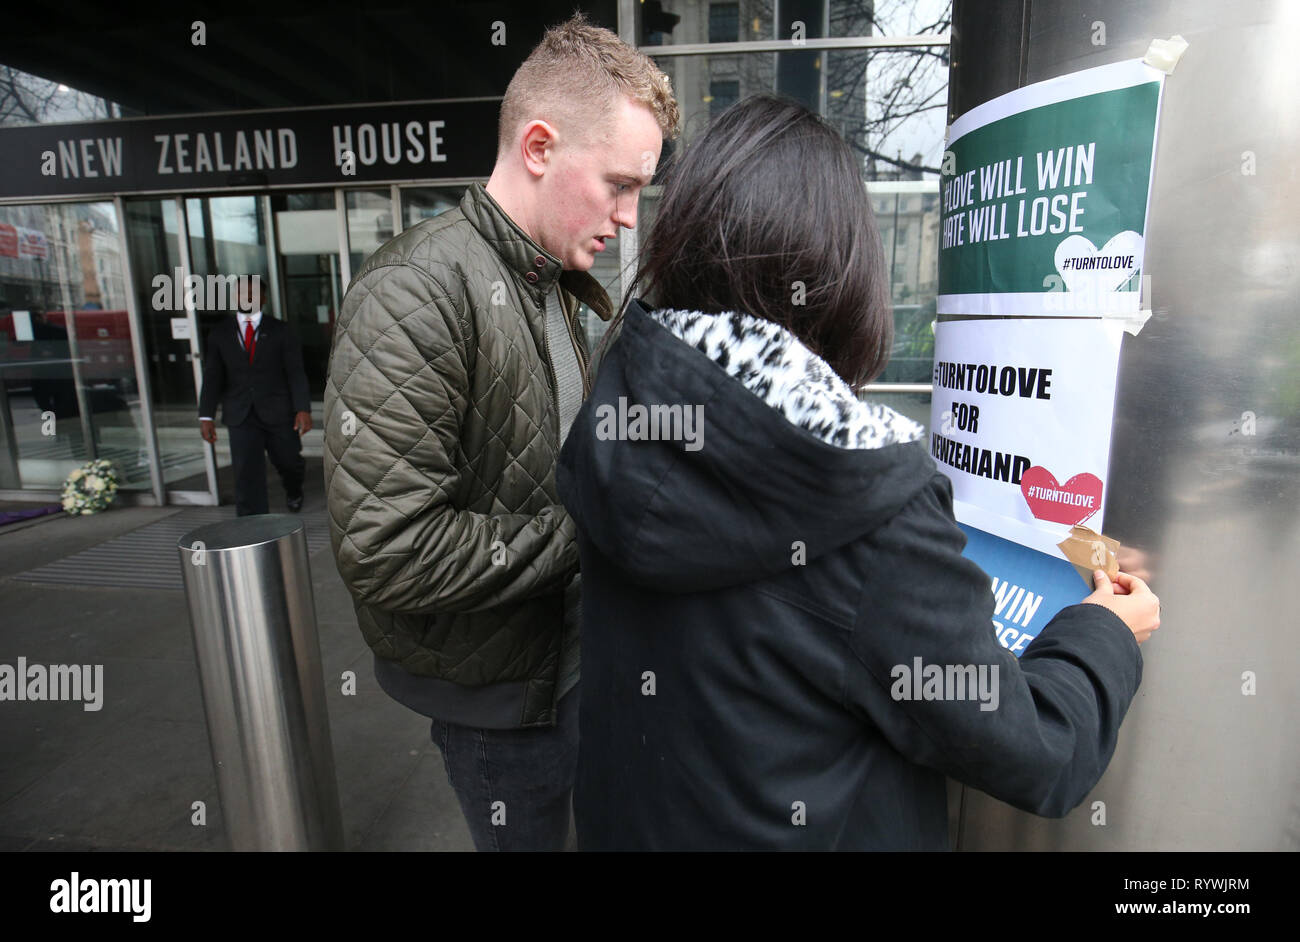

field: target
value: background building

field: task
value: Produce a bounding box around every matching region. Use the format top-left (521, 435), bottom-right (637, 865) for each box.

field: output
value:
top-left (0, 0), bottom-right (949, 506)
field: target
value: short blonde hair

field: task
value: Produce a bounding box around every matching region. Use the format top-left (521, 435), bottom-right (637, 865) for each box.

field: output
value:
top-left (498, 12), bottom-right (680, 158)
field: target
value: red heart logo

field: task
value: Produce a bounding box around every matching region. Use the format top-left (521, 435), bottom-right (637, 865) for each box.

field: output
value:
top-left (1020, 466), bottom-right (1103, 526)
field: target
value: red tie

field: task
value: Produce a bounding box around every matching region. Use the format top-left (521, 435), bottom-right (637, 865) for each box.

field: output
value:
top-left (243, 319), bottom-right (256, 363)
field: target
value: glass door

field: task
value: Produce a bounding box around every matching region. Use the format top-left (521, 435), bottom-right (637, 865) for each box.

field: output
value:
top-left (268, 190), bottom-right (348, 460)
top-left (122, 197), bottom-right (212, 496)
top-left (190, 193), bottom-right (272, 497)
top-left (110, 186), bottom-right (400, 505)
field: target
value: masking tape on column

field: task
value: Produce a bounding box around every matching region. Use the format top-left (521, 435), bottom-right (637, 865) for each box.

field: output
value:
top-left (1143, 35), bottom-right (1189, 74)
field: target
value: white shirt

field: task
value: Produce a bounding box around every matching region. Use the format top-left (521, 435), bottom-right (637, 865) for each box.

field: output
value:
top-left (237, 310), bottom-right (264, 346)
top-left (199, 311), bottom-right (264, 422)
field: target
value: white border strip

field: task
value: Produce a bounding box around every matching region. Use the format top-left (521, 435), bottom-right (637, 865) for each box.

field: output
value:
top-left (948, 59), bottom-right (1165, 145)
top-left (938, 291), bottom-right (1141, 316)
top-left (952, 499), bottom-right (1072, 561)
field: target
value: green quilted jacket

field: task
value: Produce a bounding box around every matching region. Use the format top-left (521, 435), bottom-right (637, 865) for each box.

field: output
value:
top-left (324, 182), bottom-right (612, 728)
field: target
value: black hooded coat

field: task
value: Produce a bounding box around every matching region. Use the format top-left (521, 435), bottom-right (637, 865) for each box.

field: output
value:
top-left (557, 299), bottom-right (1142, 850)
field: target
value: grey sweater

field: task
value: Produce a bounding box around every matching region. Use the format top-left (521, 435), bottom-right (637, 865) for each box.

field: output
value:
top-left (546, 286), bottom-right (585, 702)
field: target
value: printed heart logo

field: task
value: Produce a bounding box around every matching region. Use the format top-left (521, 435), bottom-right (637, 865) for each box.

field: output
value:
top-left (1054, 230), bottom-right (1143, 295)
top-left (1020, 466), bottom-right (1103, 526)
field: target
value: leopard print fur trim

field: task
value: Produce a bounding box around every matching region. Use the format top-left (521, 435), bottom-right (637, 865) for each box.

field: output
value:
top-left (647, 307), bottom-right (926, 451)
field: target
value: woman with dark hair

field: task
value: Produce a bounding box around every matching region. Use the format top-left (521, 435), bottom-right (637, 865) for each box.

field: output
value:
top-left (556, 94), bottom-right (1160, 850)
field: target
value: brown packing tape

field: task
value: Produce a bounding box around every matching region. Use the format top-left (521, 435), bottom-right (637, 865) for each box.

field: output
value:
top-left (1070, 524), bottom-right (1119, 554)
top-left (1057, 524), bottom-right (1120, 584)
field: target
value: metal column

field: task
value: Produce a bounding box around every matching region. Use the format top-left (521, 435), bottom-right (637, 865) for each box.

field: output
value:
top-left (178, 514), bottom-right (345, 851)
top-left (949, 0), bottom-right (1300, 851)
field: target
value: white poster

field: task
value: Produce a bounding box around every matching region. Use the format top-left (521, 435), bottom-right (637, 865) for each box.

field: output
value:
top-left (929, 318), bottom-right (1124, 548)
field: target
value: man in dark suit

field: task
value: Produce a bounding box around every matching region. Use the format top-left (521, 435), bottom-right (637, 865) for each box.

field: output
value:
top-left (198, 277), bottom-right (312, 515)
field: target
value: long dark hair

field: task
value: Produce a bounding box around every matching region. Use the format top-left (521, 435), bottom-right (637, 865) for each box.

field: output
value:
top-left (605, 94), bottom-right (893, 391)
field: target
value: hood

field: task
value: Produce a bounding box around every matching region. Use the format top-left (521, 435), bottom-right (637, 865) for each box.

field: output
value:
top-left (557, 298), bottom-right (935, 593)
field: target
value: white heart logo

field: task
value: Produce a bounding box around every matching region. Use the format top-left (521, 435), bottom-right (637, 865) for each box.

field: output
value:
top-left (1054, 231), bottom-right (1144, 296)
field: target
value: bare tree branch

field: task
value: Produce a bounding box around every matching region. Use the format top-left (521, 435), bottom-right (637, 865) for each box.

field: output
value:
top-left (0, 65), bottom-right (114, 128)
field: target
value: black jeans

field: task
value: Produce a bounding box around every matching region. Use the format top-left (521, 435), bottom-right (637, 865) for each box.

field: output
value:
top-left (227, 410), bottom-right (305, 515)
top-left (430, 687), bottom-right (579, 852)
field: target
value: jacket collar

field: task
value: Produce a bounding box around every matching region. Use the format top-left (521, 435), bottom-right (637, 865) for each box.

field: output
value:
top-left (460, 182), bottom-right (613, 321)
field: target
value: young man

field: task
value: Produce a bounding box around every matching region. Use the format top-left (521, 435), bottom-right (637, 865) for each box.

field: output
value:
top-left (323, 13), bottom-right (678, 851)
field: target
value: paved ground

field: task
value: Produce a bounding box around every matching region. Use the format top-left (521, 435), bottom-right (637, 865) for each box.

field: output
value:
top-left (0, 457), bottom-right (479, 851)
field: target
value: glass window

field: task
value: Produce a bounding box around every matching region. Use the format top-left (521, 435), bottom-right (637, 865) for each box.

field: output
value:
top-left (653, 48), bottom-right (946, 182)
top-left (0, 201), bottom-right (150, 491)
top-left (646, 29), bottom-right (949, 390)
top-left (640, 0), bottom-right (682, 46)
top-left (859, 1), bottom-right (953, 38)
top-left (708, 80), bottom-right (740, 120)
top-left (870, 183), bottom-right (939, 382)
top-left (344, 189), bottom-right (395, 278)
top-left (653, 53), bottom-right (756, 143)
top-left (708, 3), bottom-right (740, 43)
top-left (826, 49), bottom-right (948, 182)
top-left (0, 65), bottom-right (125, 126)
top-left (864, 389), bottom-right (931, 432)
top-left (582, 226), bottom-right (627, 361)
top-left (401, 186), bottom-right (466, 230)
top-left (642, 0), bottom-right (772, 47)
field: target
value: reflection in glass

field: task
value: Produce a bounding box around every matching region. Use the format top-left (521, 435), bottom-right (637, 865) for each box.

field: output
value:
top-left (657, 49), bottom-right (946, 183)
top-left (646, 41), bottom-right (947, 384)
top-left (179, 194), bottom-right (277, 491)
top-left (402, 186), bottom-right (465, 229)
top-left (186, 195), bottom-right (271, 347)
top-left (124, 197), bottom-right (213, 487)
top-left (638, 0), bottom-right (950, 47)
top-left (271, 190), bottom-right (341, 456)
top-left (871, 183), bottom-right (940, 383)
top-left (862, 389), bottom-right (930, 432)
top-left (0, 202), bottom-right (148, 490)
top-left (345, 189), bottom-right (394, 277)
top-left (856, 0), bottom-right (951, 39)
top-left (829, 49), bottom-right (948, 181)
top-left (641, 0), bottom-right (772, 46)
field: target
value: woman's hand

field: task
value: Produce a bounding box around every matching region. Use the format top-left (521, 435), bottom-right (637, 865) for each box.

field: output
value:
top-left (1082, 570), bottom-right (1161, 644)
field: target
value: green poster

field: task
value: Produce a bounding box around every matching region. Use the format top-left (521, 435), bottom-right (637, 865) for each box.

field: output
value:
top-left (938, 59), bottom-right (1165, 316)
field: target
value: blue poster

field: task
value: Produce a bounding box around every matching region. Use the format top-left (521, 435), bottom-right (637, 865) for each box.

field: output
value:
top-left (957, 523), bottom-right (1092, 657)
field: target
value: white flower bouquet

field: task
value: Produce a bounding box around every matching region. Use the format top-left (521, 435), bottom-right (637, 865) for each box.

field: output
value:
top-left (61, 458), bottom-right (121, 515)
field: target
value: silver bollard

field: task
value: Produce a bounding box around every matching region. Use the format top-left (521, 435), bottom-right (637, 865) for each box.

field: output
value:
top-left (177, 513), bottom-right (345, 851)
